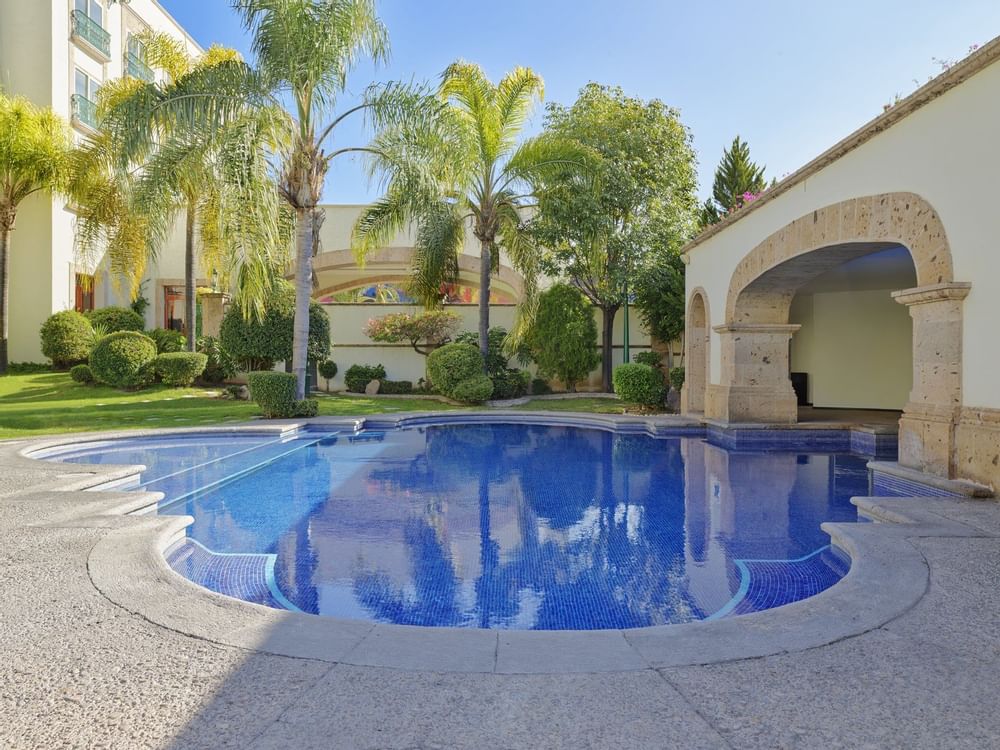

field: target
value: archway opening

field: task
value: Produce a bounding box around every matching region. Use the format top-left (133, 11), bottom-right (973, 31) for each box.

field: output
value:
top-left (788, 245), bottom-right (915, 415)
top-left (683, 290), bottom-right (709, 414)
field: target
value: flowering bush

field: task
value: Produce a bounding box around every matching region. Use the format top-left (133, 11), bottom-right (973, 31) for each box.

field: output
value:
top-left (363, 310), bottom-right (460, 355)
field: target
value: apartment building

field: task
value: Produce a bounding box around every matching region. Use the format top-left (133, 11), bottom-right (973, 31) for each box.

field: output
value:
top-left (0, 0), bottom-right (202, 361)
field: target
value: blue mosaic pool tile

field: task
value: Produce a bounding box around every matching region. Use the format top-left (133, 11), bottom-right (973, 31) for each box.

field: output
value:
top-left (166, 538), bottom-right (285, 609)
top-left (727, 546), bottom-right (850, 617)
top-left (870, 470), bottom-right (963, 498)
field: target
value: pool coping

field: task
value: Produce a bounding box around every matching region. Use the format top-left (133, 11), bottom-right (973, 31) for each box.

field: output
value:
top-left (7, 414), bottom-right (995, 674)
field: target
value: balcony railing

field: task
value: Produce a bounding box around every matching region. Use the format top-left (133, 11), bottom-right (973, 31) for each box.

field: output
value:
top-left (125, 52), bottom-right (155, 82)
top-left (71, 10), bottom-right (111, 58)
top-left (71, 94), bottom-right (98, 130)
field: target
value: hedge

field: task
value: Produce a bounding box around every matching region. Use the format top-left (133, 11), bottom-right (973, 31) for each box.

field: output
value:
top-left (220, 282), bottom-right (330, 371)
top-left (69, 363), bottom-right (94, 384)
top-left (426, 343), bottom-right (483, 397)
top-left (612, 363), bottom-right (665, 407)
top-left (148, 328), bottom-right (186, 353)
top-left (531, 377), bottom-right (553, 396)
top-left (491, 369), bottom-right (530, 400)
top-left (89, 331), bottom-right (157, 389)
top-left (451, 374), bottom-right (494, 404)
top-left (154, 352), bottom-right (208, 387)
top-left (40, 310), bottom-right (93, 368)
top-left (379, 379), bottom-right (413, 395)
top-left (85, 306), bottom-right (145, 333)
top-left (247, 371), bottom-right (297, 418)
top-left (344, 363), bottom-right (386, 393)
top-left (633, 351), bottom-right (662, 368)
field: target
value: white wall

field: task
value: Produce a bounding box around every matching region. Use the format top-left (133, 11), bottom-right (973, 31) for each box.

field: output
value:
top-left (319, 303), bottom-right (653, 392)
top-left (685, 54), bottom-right (1000, 411)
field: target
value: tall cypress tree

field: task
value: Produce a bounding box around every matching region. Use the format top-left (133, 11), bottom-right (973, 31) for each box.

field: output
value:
top-left (700, 136), bottom-right (767, 226)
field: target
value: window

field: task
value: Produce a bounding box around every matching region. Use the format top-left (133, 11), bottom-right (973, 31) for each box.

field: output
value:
top-left (75, 274), bottom-right (95, 313)
top-left (72, 69), bottom-right (100, 128)
top-left (125, 35), bottom-right (155, 82)
top-left (74, 0), bottom-right (103, 27)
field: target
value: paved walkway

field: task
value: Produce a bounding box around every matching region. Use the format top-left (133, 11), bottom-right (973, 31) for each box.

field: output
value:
top-left (2, 433), bottom-right (1000, 749)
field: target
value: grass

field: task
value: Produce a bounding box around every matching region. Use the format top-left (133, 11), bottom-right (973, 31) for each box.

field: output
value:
top-left (0, 372), bottom-right (628, 440)
top-left (0, 372), bottom-right (463, 440)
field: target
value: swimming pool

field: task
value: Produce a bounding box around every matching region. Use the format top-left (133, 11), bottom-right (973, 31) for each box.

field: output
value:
top-left (39, 421), bottom-right (902, 630)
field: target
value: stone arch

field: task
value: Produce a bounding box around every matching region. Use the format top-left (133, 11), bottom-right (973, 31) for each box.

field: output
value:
top-left (708, 192), bottom-right (970, 479)
top-left (682, 287), bottom-right (710, 415)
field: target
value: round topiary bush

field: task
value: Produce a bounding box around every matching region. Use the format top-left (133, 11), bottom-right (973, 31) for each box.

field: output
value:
top-left (220, 282), bottom-right (331, 372)
top-left (85, 306), bottom-right (145, 333)
top-left (451, 374), bottom-right (494, 404)
top-left (89, 331), bottom-right (157, 389)
top-left (40, 310), bottom-right (93, 368)
top-left (247, 371), bottom-right (297, 418)
top-left (69, 363), bottom-right (94, 384)
top-left (426, 343), bottom-right (483, 397)
top-left (153, 352), bottom-right (208, 387)
top-left (147, 327), bottom-right (186, 353)
top-left (612, 363), bottom-right (665, 407)
top-left (343, 363), bottom-right (386, 393)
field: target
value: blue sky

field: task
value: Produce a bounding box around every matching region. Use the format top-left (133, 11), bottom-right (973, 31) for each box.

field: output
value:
top-left (160, 0), bottom-right (1000, 204)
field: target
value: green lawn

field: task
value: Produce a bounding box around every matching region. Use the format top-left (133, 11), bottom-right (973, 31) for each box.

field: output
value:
top-left (0, 372), bottom-right (625, 439)
top-left (0, 372), bottom-right (464, 440)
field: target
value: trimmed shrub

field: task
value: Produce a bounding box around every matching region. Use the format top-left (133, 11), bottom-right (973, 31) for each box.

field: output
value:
top-left (531, 377), bottom-right (553, 396)
top-left (154, 352), bottom-right (208, 387)
top-left (426, 343), bottom-right (483, 397)
top-left (220, 282), bottom-right (330, 371)
top-left (612, 363), bottom-right (665, 407)
top-left (524, 284), bottom-right (600, 392)
top-left (197, 336), bottom-right (236, 384)
top-left (318, 360), bottom-right (338, 380)
top-left (451, 374), bottom-right (494, 404)
top-left (294, 399), bottom-right (318, 417)
top-left (633, 350), bottom-right (662, 368)
top-left (89, 331), bottom-right (157, 389)
top-left (668, 366), bottom-right (685, 391)
top-left (247, 371), bottom-right (297, 418)
top-left (7, 362), bottom-right (52, 374)
top-left (148, 327), bottom-right (186, 353)
top-left (69, 363), bottom-right (94, 384)
top-left (491, 368), bottom-right (530, 400)
top-left (85, 306), bottom-right (145, 333)
top-left (40, 310), bottom-right (93, 368)
top-left (344, 363), bottom-right (386, 393)
top-left (455, 327), bottom-right (510, 376)
top-left (379, 379), bottom-right (413, 395)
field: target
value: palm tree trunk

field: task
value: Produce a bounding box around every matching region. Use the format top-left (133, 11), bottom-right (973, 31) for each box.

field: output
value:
top-left (185, 201), bottom-right (196, 352)
top-left (291, 207), bottom-right (315, 399)
top-left (601, 304), bottom-right (619, 392)
top-left (478, 238), bottom-right (491, 369)
top-left (0, 219), bottom-right (11, 374)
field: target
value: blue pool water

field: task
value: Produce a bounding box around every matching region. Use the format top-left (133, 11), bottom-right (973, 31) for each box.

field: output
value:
top-left (42, 423), bottom-right (897, 630)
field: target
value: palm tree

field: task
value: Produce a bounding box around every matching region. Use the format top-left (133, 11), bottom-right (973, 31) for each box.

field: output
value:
top-left (112, 0), bottom-right (428, 399)
top-left (84, 34), bottom-right (286, 351)
top-left (354, 62), bottom-right (586, 364)
top-left (0, 93), bottom-right (74, 373)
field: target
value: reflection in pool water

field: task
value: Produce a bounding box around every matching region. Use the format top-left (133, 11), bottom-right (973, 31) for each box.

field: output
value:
top-left (47, 424), bottom-right (877, 629)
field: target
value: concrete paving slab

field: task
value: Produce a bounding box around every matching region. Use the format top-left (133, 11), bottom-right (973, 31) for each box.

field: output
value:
top-left (244, 664), bottom-right (729, 750)
top-left (341, 623), bottom-right (499, 672)
top-left (495, 629), bottom-right (648, 673)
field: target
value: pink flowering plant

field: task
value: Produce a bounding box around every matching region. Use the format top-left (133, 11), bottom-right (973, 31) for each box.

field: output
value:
top-left (363, 310), bottom-right (461, 355)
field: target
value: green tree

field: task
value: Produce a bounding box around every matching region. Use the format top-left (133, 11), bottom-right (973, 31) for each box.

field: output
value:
top-left (633, 251), bottom-right (685, 370)
top-left (0, 93), bottom-right (74, 373)
top-left (700, 135), bottom-right (767, 226)
top-left (111, 0), bottom-right (424, 399)
top-left (354, 62), bottom-right (586, 370)
top-left (525, 284), bottom-right (600, 392)
top-left (78, 35), bottom-right (286, 352)
top-left (531, 83), bottom-right (698, 390)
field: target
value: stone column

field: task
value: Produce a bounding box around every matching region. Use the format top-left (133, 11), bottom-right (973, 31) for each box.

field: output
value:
top-left (704, 323), bottom-right (800, 423)
top-left (199, 292), bottom-right (230, 339)
top-left (892, 282), bottom-right (971, 478)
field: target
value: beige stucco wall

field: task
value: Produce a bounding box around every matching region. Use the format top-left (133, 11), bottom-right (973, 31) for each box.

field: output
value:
top-left (685, 55), bottom-right (1000, 412)
top-left (318, 303), bottom-right (653, 392)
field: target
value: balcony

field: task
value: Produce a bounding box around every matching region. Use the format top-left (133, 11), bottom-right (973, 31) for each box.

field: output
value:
top-left (71, 10), bottom-right (111, 60)
top-left (125, 52), bottom-right (155, 82)
top-left (71, 94), bottom-right (99, 131)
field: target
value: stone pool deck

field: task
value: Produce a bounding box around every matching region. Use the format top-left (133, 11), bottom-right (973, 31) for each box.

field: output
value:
top-left (2, 421), bottom-right (1000, 749)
